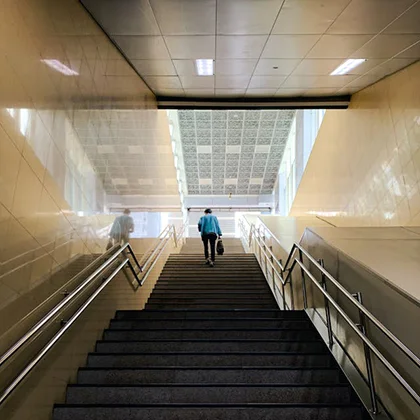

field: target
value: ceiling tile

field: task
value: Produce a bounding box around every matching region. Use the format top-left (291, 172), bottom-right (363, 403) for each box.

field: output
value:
top-left (248, 76), bottom-right (286, 88)
top-left (303, 88), bottom-right (339, 96)
top-left (82, 0), bottom-right (160, 35)
top-left (351, 34), bottom-right (420, 59)
top-left (113, 36), bottom-right (170, 59)
top-left (143, 76), bottom-right (182, 89)
top-left (336, 87), bottom-right (361, 95)
top-left (225, 179), bottom-right (238, 185)
top-left (262, 35), bottom-right (321, 59)
top-left (282, 75), bottom-right (356, 88)
top-left (342, 73), bottom-right (384, 89)
top-left (199, 178), bottom-right (213, 185)
top-left (366, 58), bottom-right (418, 77)
top-left (154, 88), bottom-right (185, 97)
top-left (292, 59), bottom-right (344, 76)
top-left (253, 59), bottom-right (300, 75)
top-left (215, 76), bottom-right (251, 89)
top-left (149, 0), bottom-right (216, 35)
top-left (180, 76), bottom-right (215, 89)
top-left (307, 35), bottom-right (374, 59)
top-left (215, 89), bottom-right (246, 97)
top-left (173, 60), bottom-right (198, 76)
top-left (131, 59), bottom-right (177, 76)
top-left (197, 145), bottom-right (212, 153)
top-left (384, 2), bottom-right (420, 34)
top-left (184, 89), bottom-right (215, 97)
top-left (327, 0), bottom-right (417, 35)
top-left (217, 36), bottom-right (268, 59)
top-left (272, 0), bottom-right (351, 34)
top-left (215, 59), bottom-right (257, 75)
top-left (395, 41), bottom-right (420, 59)
top-left (165, 36), bottom-right (216, 59)
top-left (217, 0), bottom-right (284, 35)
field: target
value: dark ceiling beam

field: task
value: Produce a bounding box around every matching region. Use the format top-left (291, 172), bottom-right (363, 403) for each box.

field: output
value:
top-left (157, 95), bottom-right (351, 110)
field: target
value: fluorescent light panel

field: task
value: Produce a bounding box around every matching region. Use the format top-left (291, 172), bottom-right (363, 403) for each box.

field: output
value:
top-left (41, 59), bottom-right (79, 76)
top-left (195, 59), bottom-right (213, 76)
top-left (330, 59), bottom-right (366, 76)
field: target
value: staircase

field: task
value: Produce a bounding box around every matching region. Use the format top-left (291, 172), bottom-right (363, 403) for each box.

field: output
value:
top-left (180, 237), bottom-right (246, 254)
top-left (54, 249), bottom-right (370, 419)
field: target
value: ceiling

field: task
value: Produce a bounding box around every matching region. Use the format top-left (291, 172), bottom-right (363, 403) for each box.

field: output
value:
top-left (177, 110), bottom-right (295, 195)
top-left (73, 110), bottom-right (179, 195)
top-left (81, 0), bottom-right (420, 99)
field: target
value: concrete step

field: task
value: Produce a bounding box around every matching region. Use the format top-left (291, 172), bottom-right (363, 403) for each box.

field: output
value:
top-left (108, 319), bottom-right (311, 330)
top-left (148, 293), bottom-right (275, 300)
top-left (103, 328), bottom-right (320, 341)
top-left (86, 352), bottom-right (334, 368)
top-left (163, 265), bottom-right (261, 269)
top-left (153, 285), bottom-right (268, 291)
top-left (155, 280), bottom-right (267, 285)
top-left (147, 296), bottom-right (275, 301)
top-left (144, 303), bottom-right (280, 309)
top-left (66, 384), bottom-right (353, 404)
top-left (53, 404), bottom-right (366, 420)
top-left (114, 309), bottom-right (307, 320)
top-left (95, 340), bottom-right (326, 353)
top-left (161, 266), bottom-right (261, 271)
top-left (157, 276), bottom-right (266, 281)
top-left (77, 367), bottom-right (345, 385)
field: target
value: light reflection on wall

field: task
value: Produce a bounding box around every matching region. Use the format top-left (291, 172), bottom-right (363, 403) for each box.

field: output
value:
top-left (5, 107), bottom-right (106, 216)
top-left (109, 212), bottom-right (182, 238)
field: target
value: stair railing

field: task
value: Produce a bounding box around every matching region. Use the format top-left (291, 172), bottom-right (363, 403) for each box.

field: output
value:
top-left (239, 216), bottom-right (420, 417)
top-left (0, 223), bottom-right (182, 406)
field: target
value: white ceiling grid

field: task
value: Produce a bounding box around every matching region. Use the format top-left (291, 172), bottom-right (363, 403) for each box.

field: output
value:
top-left (81, 0), bottom-right (420, 98)
top-left (178, 110), bottom-right (295, 195)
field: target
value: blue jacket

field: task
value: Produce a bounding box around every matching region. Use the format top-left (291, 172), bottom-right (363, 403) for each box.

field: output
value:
top-left (198, 214), bottom-right (222, 236)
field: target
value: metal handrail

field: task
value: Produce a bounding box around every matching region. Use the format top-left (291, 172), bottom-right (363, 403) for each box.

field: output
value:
top-left (0, 258), bottom-right (129, 406)
top-left (250, 225), bottom-right (285, 273)
top-left (241, 217), bottom-right (420, 413)
top-left (140, 229), bottom-right (177, 286)
top-left (0, 242), bottom-right (139, 368)
top-left (295, 258), bottom-right (420, 406)
top-left (139, 224), bottom-right (172, 266)
top-left (141, 225), bottom-right (176, 271)
top-left (239, 220), bottom-right (290, 310)
top-left (0, 223), bottom-right (183, 406)
top-left (0, 244), bottom-right (120, 345)
top-left (285, 243), bottom-right (420, 370)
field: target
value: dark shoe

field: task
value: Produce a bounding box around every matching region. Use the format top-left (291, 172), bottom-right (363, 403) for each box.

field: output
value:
top-left (209, 261), bottom-right (214, 267)
top-left (205, 259), bottom-right (210, 265)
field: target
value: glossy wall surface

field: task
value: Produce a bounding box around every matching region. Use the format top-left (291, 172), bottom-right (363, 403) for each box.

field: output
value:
top-left (0, 0), bottom-right (155, 313)
top-left (291, 60), bottom-right (420, 226)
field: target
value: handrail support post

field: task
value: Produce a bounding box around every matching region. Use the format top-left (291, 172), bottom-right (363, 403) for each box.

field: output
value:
top-left (319, 259), bottom-right (334, 350)
top-left (298, 249), bottom-right (308, 309)
top-left (353, 292), bottom-right (379, 415)
top-left (172, 224), bottom-right (178, 248)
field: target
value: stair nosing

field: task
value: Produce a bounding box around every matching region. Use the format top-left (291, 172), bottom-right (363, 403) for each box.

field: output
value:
top-left (67, 383), bottom-right (350, 389)
top-left (54, 402), bottom-right (363, 408)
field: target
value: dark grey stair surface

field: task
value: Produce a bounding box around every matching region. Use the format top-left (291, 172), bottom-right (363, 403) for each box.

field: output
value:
top-left (54, 254), bottom-right (369, 420)
top-left (77, 367), bottom-right (346, 385)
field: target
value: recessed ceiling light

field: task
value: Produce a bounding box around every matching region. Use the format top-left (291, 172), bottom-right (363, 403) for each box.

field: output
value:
top-left (41, 59), bottom-right (79, 76)
top-left (273, 66), bottom-right (279, 69)
top-left (195, 59), bottom-right (213, 76)
top-left (330, 59), bottom-right (366, 76)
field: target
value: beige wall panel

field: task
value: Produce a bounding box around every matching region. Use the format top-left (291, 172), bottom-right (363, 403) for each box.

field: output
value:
top-left (291, 61), bottom-right (420, 227)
